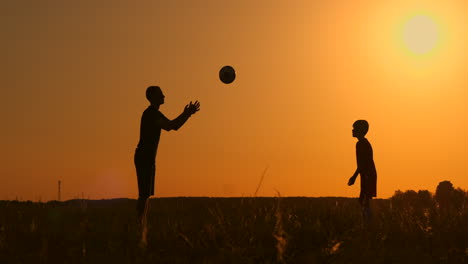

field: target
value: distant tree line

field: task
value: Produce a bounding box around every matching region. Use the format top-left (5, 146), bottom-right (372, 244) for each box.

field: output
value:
top-left (391, 181), bottom-right (467, 214)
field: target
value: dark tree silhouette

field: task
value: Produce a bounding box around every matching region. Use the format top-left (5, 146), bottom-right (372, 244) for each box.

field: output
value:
top-left (416, 190), bottom-right (433, 209)
top-left (435, 181), bottom-right (454, 213)
top-left (435, 181), bottom-right (465, 214)
top-left (391, 189), bottom-right (433, 214)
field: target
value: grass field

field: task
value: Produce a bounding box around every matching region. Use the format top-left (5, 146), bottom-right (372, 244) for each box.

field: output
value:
top-left (0, 194), bottom-right (467, 263)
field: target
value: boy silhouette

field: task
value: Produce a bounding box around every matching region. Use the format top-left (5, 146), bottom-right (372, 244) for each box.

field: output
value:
top-left (348, 120), bottom-right (377, 225)
top-left (135, 86), bottom-right (200, 222)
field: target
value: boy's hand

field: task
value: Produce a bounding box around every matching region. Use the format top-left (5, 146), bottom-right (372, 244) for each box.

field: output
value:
top-left (348, 176), bottom-right (356, 186)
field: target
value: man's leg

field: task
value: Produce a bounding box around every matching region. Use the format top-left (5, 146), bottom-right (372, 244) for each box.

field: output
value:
top-left (135, 150), bottom-right (152, 223)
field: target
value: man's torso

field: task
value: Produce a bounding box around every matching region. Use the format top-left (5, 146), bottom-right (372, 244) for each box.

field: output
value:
top-left (136, 106), bottom-right (166, 158)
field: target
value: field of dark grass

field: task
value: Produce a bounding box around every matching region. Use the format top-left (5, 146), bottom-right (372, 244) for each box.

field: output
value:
top-left (1, 195), bottom-right (468, 263)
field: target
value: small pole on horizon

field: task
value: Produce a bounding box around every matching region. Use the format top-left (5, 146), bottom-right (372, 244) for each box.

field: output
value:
top-left (58, 180), bottom-right (61, 201)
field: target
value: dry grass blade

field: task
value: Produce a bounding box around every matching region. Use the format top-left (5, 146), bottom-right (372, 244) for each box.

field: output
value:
top-left (254, 165), bottom-right (269, 197)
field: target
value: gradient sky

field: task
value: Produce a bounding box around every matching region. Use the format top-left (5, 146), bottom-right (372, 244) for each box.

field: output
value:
top-left (2, 0), bottom-right (468, 201)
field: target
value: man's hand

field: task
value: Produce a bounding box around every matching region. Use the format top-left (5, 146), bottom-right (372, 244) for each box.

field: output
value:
top-left (184, 101), bottom-right (200, 115)
top-left (348, 175), bottom-right (357, 186)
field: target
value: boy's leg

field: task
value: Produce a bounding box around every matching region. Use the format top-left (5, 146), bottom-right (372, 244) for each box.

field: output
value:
top-left (361, 196), bottom-right (372, 227)
top-left (359, 192), bottom-right (371, 226)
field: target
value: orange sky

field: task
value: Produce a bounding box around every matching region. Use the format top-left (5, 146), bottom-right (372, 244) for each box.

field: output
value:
top-left (2, 0), bottom-right (468, 201)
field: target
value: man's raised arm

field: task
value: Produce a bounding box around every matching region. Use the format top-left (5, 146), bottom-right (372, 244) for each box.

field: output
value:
top-left (158, 101), bottom-right (200, 131)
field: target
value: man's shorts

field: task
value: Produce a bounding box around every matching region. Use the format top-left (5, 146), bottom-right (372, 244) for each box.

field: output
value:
top-left (134, 148), bottom-right (155, 197)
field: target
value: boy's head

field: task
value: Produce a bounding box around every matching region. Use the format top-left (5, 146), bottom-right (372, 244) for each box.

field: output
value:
top-left (352, 120), bottom-right (369, 138)
top-left (146, 86), bottom-right (165, 105)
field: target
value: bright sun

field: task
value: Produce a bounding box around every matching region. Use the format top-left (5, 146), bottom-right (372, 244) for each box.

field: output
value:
top-left (403, 15), bottom-right (439, 55)
top-left (403, 15), bottom-right (439, 54)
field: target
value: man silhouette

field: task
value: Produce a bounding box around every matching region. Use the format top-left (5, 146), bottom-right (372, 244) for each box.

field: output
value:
top-left (135, 86), bottom-right (200, 222)
top-left (348, 120), bottom-right (377, 226)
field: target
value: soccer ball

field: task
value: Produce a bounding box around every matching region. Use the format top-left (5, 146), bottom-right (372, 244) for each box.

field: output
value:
top-left (219, 66), bottom-right (236, 84)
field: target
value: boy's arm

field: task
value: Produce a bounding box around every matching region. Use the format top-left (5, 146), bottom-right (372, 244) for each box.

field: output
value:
top-left (348, 140), bottom-right (367, 186)
top-left (348, 168), bottom-right (359, 186)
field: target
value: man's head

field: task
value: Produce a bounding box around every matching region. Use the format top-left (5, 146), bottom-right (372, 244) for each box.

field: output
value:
top-left (352, 120), bottom-right (369, 138)
top-left (146, 86), bottom-right (165, 105)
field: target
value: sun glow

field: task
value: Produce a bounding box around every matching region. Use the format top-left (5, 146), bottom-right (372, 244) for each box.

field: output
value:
top-left (403, 15), bottom-right (439, 55)
top-left (363, 0), bottom-right (468, 85)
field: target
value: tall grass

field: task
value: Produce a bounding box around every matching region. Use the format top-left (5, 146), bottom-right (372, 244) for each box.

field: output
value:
top-left (0, 196), bottom-right (468, 263)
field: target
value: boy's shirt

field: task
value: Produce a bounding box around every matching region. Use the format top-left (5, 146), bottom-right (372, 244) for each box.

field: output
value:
top-left (356, 138), bottom-right (377, 197)
top-left (356, 138), bottom-right (376, 176)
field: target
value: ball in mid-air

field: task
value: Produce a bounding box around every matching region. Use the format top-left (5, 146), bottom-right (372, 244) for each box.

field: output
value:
top-left (219, 66), bottom-right (236, 84)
